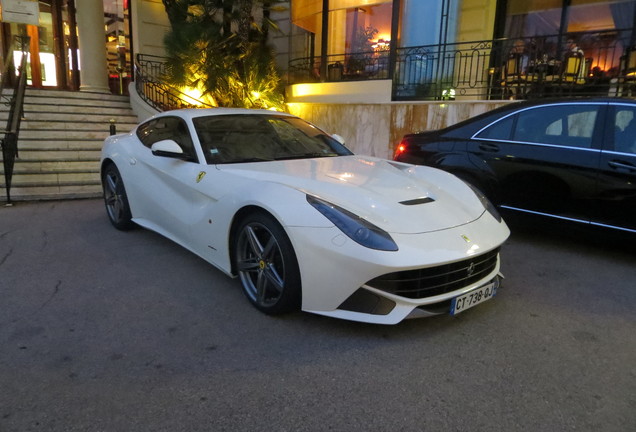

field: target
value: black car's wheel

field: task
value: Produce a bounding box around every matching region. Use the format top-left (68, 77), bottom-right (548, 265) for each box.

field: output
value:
top-left (234, 212), bottom-right (301, 315)
top-left (102, 163), bottom-right (134, 230)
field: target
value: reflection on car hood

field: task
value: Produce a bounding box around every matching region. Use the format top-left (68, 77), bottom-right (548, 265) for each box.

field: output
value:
top-left (218, 155), bottom-right (485, 234)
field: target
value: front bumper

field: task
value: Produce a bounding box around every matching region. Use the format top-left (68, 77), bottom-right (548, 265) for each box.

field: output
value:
top-left (287, 211), bottom-right (510, 324)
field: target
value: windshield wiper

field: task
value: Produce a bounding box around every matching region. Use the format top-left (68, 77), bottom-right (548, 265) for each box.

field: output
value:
top-left (225, 157), bottom-right (274, 163)
top-left (274, 152), bottom-right (339, 161)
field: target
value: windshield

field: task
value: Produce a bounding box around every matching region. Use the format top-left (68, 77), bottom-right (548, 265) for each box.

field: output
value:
top-left (193, 114), bottom-right (353, 164)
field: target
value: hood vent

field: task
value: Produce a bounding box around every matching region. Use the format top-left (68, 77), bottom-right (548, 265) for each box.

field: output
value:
top-left (399, 197), bottom-right (435, 206)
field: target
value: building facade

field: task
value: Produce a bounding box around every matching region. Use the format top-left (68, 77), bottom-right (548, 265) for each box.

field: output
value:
top-left (0, 0), bottom-right (169, 94)
top-left (287, 0), bottom-right (636, 103)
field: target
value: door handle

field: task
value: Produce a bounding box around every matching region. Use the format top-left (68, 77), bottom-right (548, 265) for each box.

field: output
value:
top-left (129, 158), bottom-right (137, 166)
top-left (608, 160), bottom-right (635, 171)
top-left (479, 143), bottom-right (500, 152)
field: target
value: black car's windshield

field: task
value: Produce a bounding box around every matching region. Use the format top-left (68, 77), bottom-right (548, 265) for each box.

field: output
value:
top-left (193, 114), bottom-right (352, 164)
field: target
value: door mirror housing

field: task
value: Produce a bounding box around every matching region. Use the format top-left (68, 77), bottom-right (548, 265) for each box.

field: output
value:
top-left (151, 139), bottom-right (186, 159)
top-left (331, 134), bottom-right (346, 146)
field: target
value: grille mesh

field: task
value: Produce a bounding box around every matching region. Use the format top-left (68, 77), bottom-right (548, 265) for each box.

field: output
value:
top-left (366, 248), bottom-right (500, 299)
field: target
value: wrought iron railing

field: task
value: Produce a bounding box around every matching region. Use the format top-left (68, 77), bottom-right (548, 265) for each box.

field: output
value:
top-left (134, 54), bottom-right (214, 111)
top-left (288, 29), bottom-right (636, 101)
top-left (289, 50), bottom-right (391, 83)
top-left (1, 36), bottom-right (30, 204)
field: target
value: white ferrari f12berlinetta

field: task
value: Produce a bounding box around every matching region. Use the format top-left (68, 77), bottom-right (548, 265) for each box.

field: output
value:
top-left (100, 109), bottom-right (510, 324)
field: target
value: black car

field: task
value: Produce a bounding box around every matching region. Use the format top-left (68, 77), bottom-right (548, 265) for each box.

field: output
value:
top-left (394, 98), bottom-right (636, 233)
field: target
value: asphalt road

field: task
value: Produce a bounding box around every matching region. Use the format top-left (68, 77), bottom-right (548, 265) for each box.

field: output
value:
top-left (0, 199), bottom-right (634, 432)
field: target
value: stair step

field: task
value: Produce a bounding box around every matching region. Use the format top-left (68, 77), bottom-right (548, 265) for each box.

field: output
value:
top-left (18, 130), bottom-right (125, 139)
top-left (18, 139), bottom-right (106, 150)
top-left (12, 149), bottom-right (101, 161)
top-left (0, 111), bottom-right (137, 122)
top-left (0, 104), bottom-right (137, 116)
top-left (0, 172), bottom-right (101, 184)
top-left (0, 89), bottom-right (138, 202)
top-left (17, 120), bottom-right (137, 131)
top-left (0, 184), bottom-right (102, 201)
top-left (13, 97), bottom-right (134, 109)
top-left (6, 160), bottom-right (99, 173)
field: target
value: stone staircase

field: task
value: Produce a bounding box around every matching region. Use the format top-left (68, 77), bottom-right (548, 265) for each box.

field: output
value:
top-left (0, 88), bottom-right (138, 202)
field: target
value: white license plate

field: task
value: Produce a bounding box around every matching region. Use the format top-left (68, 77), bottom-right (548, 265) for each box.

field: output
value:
top-left (450, 282), bottom-right (497, 315)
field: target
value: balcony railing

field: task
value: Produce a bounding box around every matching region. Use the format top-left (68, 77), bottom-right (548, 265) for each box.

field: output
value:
top-left (289, 50), bottom-right (391, 83)
top-left (288, 29), bottom-right (636, 101)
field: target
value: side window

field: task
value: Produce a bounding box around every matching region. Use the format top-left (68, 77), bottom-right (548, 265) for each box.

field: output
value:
top-left (475, 115), bottom-right (515, 140)
top-left (512, 105), bottom-right (600, 149)
top-left (135, 117), bottom-right (196, 161)
top-left (612, 106), bottom-right (636, 154)
top-left (136, 121), bottom-right (153, 145)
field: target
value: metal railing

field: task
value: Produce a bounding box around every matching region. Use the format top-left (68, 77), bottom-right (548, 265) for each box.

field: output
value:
top-left (289, 50), bottom-right (391, 83)
top-left (288, 29), bottom-right (636, 101)
top-left (1, 36), bottom-right (30, 204)
top-left (134, 54), bottom-right (214, 112)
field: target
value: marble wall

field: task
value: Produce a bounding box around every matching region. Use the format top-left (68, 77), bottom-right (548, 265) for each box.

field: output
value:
top-left (287, 101), bottom-right (511, 159)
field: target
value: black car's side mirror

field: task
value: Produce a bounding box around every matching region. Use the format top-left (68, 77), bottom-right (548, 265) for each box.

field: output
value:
top-left (331, 133), bottom-right (346, 146)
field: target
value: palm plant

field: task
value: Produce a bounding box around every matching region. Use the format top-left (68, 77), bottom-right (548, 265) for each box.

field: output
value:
top-left (162, 0), bottom-right (285, 110)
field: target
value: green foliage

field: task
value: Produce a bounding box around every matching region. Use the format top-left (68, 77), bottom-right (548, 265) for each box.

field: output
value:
top-left (162, 0), bottom-right (286, 110)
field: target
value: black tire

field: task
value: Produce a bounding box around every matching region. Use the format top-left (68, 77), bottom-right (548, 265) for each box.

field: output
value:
top-left (102, 163), bottom-right (134, 231)
top-left (234, 212), bottom-right (301, 315)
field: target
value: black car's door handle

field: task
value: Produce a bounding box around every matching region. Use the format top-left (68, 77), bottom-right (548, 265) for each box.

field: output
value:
top-left (479, 143), bottom-right (500, 152)
top-left (608, 160), bottom-right (636, 172)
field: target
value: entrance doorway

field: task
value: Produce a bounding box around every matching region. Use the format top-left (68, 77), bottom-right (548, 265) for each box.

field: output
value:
top-left (0, 0), bottom-right (131, 93)
top-left (1, 0), bottom-right (78, 90)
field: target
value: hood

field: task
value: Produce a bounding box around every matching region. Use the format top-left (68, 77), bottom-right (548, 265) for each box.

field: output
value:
top-left (217, 156), bottom-right (486, 234)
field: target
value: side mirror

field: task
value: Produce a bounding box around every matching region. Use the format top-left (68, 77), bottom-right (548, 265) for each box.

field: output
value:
top-left (151, 139), bottom-right (186, 159)
top-left (331, 133), bottom-right (346, 146)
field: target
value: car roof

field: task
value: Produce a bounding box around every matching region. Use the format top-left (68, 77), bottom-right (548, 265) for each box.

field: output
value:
top-left (148, 108), bottom-right (295, 122)
top-left (426, 97), bottom-right (636, 138)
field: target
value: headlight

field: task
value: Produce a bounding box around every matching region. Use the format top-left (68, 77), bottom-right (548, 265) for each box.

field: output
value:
top-left (464, 181), bottom-right (502, 223)
top-left (306, 195), bottom-right (398, 251)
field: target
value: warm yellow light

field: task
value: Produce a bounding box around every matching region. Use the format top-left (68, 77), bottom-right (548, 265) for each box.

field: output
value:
top-left (290, 84), bottom-right (320, 98)
top-left (251, 91), bottom-right (261, 99)
top-left (181, 86), bottom-right (204, 106)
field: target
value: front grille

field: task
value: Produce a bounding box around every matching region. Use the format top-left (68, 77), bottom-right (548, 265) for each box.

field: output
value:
top-left (366, 248), bottom-right (500, 299)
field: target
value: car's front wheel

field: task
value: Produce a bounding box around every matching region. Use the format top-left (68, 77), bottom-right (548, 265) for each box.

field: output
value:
top-left (234, 213), bottom-right (301, 315)
top-left (102, 163), bottom-right (134, 230)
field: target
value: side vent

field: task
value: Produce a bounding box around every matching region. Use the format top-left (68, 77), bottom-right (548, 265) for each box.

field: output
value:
top-left (399, 197), bottom-right (435, 206)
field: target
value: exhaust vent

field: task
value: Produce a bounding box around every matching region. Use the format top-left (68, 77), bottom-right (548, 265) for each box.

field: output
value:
top-left (399, 197), bottom-right (435, 206)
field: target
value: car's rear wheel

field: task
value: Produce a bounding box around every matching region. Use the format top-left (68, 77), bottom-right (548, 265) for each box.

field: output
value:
top-left (102, 163), bottom-right (134, 230)
top-left (234, 213), bottom-right (301, 315)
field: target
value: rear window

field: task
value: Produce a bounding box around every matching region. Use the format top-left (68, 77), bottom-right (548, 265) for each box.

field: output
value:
top-left (477, 104), bottom-right (601, 149)
top-left (512, 105), bottom-right (598, 148)
top-left (475, 115), bottom-right (514, 140)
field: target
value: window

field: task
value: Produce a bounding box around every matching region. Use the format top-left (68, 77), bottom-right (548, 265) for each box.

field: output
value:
top-left (499, 0), bottom-right (636, 76)
top-left (503, 0), bottom-right (563, 39)
top-left (290, 0), bottom-right (393, 80)
top-left (511, 105), bottom-right (600, 148)
top-left (476, 115), bottom-right (515, 140)
top-left (136, 117), bottom-right (196, 159)
top-left (613, 106), bottom-right (636, 154)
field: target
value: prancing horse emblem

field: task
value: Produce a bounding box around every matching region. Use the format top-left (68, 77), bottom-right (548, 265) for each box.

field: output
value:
top-left (467, 262), bottom-right (476, 277)
top-left (196, 171), bottom-right (206, 183)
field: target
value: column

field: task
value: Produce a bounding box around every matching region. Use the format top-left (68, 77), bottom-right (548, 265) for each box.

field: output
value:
top-left (76, 0), bottom-right (110, 93)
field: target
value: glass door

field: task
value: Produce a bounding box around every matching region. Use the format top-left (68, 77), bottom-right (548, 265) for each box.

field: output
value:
top-left (1, 0), bottom-right (74, 89)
